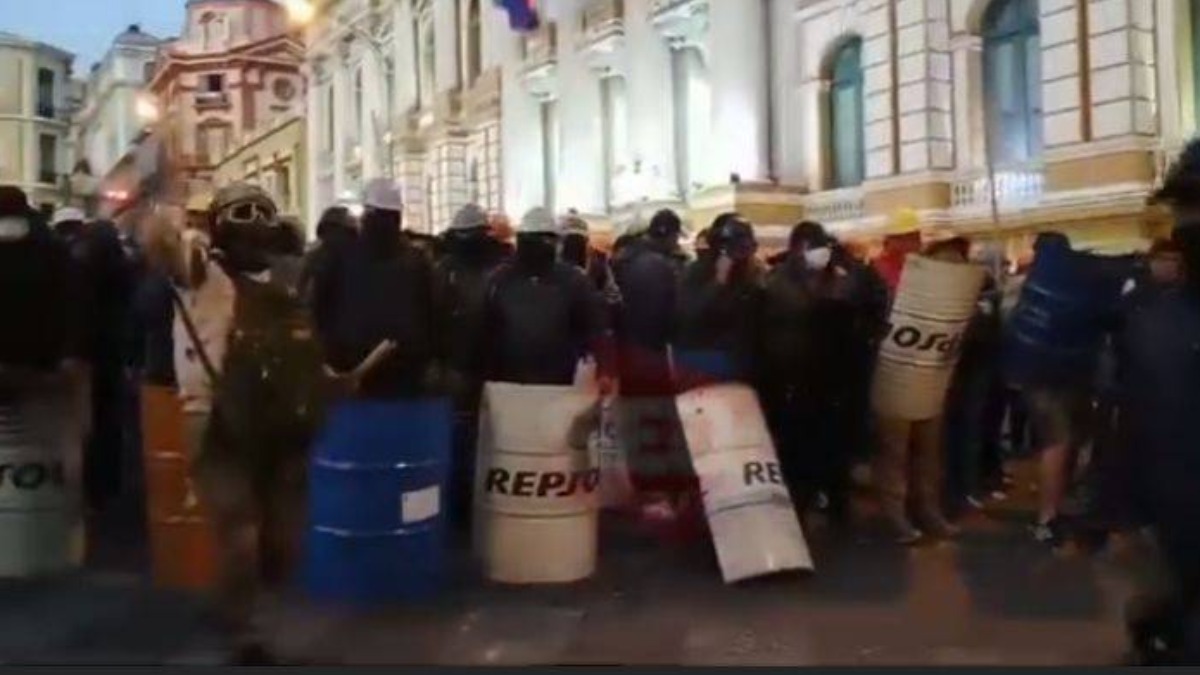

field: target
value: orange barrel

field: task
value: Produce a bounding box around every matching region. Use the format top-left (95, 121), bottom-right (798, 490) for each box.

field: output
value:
top-left (871, 255), bottom-right (987, 421)
top-left (140, 385), bottom-right (217, 590)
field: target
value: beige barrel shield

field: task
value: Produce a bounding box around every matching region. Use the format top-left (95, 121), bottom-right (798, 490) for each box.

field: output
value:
top-left (475, 382), bottom-right (600, 584)
top-left (675, 384), bottom-right (813, 583)
top-left (871, 255), bottom-right (987, 421)
top-left (0, 377), bottom-right (84, 577)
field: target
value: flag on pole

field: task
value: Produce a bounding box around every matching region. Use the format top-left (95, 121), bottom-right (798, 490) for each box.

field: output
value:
top-left (494, 0), bottom-right (539, 31)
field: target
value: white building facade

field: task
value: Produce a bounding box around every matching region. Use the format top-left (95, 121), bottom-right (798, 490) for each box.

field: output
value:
top-left (302, 0), bottom-right (509, 232)
top-left (302, 0), bottom-right (1200, 246)
top-left (74, 25), bottom-right (164, 183)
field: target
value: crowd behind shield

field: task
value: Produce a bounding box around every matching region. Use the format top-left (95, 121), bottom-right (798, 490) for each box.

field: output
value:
top-left (1, 134), bottom-right (1199, 663)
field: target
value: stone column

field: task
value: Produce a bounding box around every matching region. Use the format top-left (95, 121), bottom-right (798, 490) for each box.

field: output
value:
top-left (707, 0), bottom-right (769, 181)
top-left (862, 0), bottom-right (896, 179)
top-left (1085, 0), bottom-right (1156, 141)
top-left (951, 34), bottom-right (984, 170)
top-left (894, 0), bottom-right (954, 173)
top-left (1041, 0), bottom-right (1086, 150)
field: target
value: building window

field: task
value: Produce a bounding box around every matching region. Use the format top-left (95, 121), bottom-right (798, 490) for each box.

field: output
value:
top-left (36, 68), bottom-right (55, 118)
top-left (143, 61), bottom-right (157, 84)
top-left (540, 99), bottom-right (560, 212)
top-left (353, 67), bottom-right (364, 143)
top-left (466, 0), bottom-right (483, 84)
top-left (419, 18), bottom-right (437, 107)
top-left (38, 134), bottom-right (57, 184)
top-left (983, 0), bottom-right (1041, 166)
top-left (670, 46), bottom-right (711, 197)
top-left (203, 73), bottom-right (225, 93)
top-left (1192, 0), bottom-right (1200, 125)
top-left (601, 75), bottom-right (629, 207)
top-left (827, 37), bottom-right (865, 189)
top-left (323, 84), bottom-right (335, 152)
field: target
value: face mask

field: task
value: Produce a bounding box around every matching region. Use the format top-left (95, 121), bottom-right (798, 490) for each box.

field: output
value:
top-left (1173, 225), bottom-right (1200, 294)
top-left (0, 217), bottom-right (30, 240)
top-left (804, 246), bottom-right (832, 270)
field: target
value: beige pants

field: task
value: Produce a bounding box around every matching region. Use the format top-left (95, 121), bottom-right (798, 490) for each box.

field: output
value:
top-left (874, 415), bottom-right (947, 526)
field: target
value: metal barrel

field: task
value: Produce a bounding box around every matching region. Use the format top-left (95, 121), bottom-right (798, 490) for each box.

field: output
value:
top-left (475, 383), bottom-right (599, 585)
top-left (0, 377), bottom-right (83, 578)
top-left (871, 255), bottom-right (987, 421)
top-left (1004, 239), bottom-right (1134, 387)
top-left (675, 383), bottom-right (813, 583)
top-left (140, 384), bottom-right (218, 590)
top-left (304, 399), bottom-right (451, 604)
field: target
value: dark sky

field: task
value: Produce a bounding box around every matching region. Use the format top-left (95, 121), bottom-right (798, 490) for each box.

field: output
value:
top-left (1, 0), bottom-right (186, 70)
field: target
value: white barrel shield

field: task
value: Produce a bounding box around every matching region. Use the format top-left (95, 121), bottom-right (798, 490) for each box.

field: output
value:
top-left (475, 382), bottom-right (600, 584)
top-left (675, 384), bottom-right (814, 583)
top-left (0, 375), bottom-right (84, 577)
top-left (871, 255), bottom-right (987, 421)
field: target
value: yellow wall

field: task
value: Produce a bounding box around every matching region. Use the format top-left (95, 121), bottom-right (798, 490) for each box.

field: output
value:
top-left (213, 116), bottom-right (307, 221)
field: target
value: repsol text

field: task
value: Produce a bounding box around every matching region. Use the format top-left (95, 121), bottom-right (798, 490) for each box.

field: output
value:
top-left (485, 468), bottom-right (600, 497)
top-left (743, 461), bottom-right (784, 486)
top-left (883, 321), bottom-right (964, 356)
top-left (0, 462), bottom-right (66, 490)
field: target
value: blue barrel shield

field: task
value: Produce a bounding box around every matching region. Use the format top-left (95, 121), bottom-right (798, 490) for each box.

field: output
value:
top-left (304, 399), bottom-right (451, 604)
top-left (1004, 237), bottom-right (1134, 387)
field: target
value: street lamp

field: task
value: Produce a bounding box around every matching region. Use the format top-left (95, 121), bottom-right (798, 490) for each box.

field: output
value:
top-left (286, 0), bottom-right (396, 180)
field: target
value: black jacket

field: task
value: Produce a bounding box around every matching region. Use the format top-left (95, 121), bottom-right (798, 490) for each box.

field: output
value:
top-left (674, 255), bottom-right (763, 381)
top-left (760, 257), bottom-right (858, 396)
top-left (612, 239), bottom-right (683, 353)
top-left (434, 235), bottom-right (510, 392)
top-left (483, 260), bottom-right (613, 386)
top-left (0, 218), bottom-right (71, 371)
top-left (317, 235), bottom-right (439, 397)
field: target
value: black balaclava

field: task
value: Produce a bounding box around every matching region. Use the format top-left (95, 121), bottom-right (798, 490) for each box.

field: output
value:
top-left (560, 233), bottom-right (589, 270)
top-left (445, 227), bottom-right (495, 264)
top-left (214, 220), bottom-right (273, 275)
top-left (516, 233), bottom-right (559, 273)
top-left (361, 207), bottom-right (402, 259)
top-left (1172, 223), bottom-right (1200, 296)
top-left (0, 187), bottom-right (36, 243)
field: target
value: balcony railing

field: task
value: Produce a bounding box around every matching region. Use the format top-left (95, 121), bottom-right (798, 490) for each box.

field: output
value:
top-left (582, 0), bottom-right (624, 41)
top-left (802, 187), bottom-right (865, 224)
top-left (195, 91), bottom-right (230, 108)
top-left (523, 23), bottom-right (558, 68)
top-left (951, 165), bottom-right (1044, 210)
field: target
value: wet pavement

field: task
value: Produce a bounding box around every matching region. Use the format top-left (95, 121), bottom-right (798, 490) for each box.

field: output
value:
top-left (0, 465), bottom-right (1147, 665)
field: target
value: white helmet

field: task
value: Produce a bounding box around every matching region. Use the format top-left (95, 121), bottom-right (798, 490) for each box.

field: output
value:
top-left (518, 207), bottom-right (558, 235)
top-left (449, 203), bottom-right (488, 231)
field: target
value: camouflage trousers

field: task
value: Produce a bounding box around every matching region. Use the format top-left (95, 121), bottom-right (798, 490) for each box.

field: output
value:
top-left (183, 412), bottom-right (305, 635)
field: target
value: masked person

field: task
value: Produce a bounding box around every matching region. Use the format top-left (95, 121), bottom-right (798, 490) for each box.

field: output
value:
top-left (316, 179), bottom-right (439, 398)
top-left (1118, 140), bottom-right (1200, 664)
top-left (560, 210), bottom-right (621, 309)
top-left (435, 203), bottom-right (511, 527)
top-left (172, 184), bottom-right (325, 663)
top-left (53, 208), bottom-right (135, 511)
top-left (611, 209), bottom-right (686, 396)
top-left (761, 222), bottom-right (858, 525)
top-left (482, 207), bottom-right (615, 389)
top-left (674, 213), bottom-right (763, 390)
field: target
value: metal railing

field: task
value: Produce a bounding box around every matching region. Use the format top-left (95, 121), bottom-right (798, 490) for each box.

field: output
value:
top-left (950, 164), bottom-right (1044, 209)
top-left (802, 187), bottom-right (865, 223)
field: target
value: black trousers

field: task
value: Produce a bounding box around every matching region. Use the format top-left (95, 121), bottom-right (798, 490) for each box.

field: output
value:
top-left (84, 358), bottom-right (126, 510)
top-left (764, 385), bottom-right (852, 520)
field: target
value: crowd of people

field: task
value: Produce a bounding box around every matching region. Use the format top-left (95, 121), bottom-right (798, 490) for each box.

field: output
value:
top-left (1, 136), bottom-right (1199, 664)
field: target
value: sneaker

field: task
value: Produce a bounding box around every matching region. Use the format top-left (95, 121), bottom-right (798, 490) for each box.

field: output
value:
top-left (990, 489), bottom-right (1009, 502)
top-left (919, 513), bottom-right (961, 539)
top-left (966, 494), bottom-right (987, 510)
top-left (885, 515), bottom-right (923, 545)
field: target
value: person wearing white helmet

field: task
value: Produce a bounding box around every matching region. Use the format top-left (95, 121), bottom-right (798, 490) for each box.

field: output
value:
top-left (481, 206), bottom-right (614, 390)
top-left (317, 178), bottom-right (440, 398)
top-left (435, 203), bottom-right (513, 528)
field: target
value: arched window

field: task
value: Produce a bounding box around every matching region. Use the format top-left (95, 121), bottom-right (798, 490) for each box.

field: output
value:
top-left (827, 37), bottom-right (864, 189)
top-left (467, 0), bottom-right (483, 85)
top-left (983, 0), bottom-right (1041, 166)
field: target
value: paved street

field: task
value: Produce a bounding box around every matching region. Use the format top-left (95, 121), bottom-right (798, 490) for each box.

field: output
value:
top-left (0, 465), bottom-right (1145, 665)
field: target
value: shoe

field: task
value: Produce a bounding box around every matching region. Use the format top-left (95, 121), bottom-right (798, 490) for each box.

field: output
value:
top-left (884, 514), bottom-right (923, 545)
top-left (1032, 517), bottom-right (1066, 547)
top-left (229, 642), bottom-right (277, 666)
top-left (990, 490), bottom-right (1009, 502)
top-left (919, 513), bottom-right (961, 539)
top-left (966, 494), bottom-right (987, 510)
